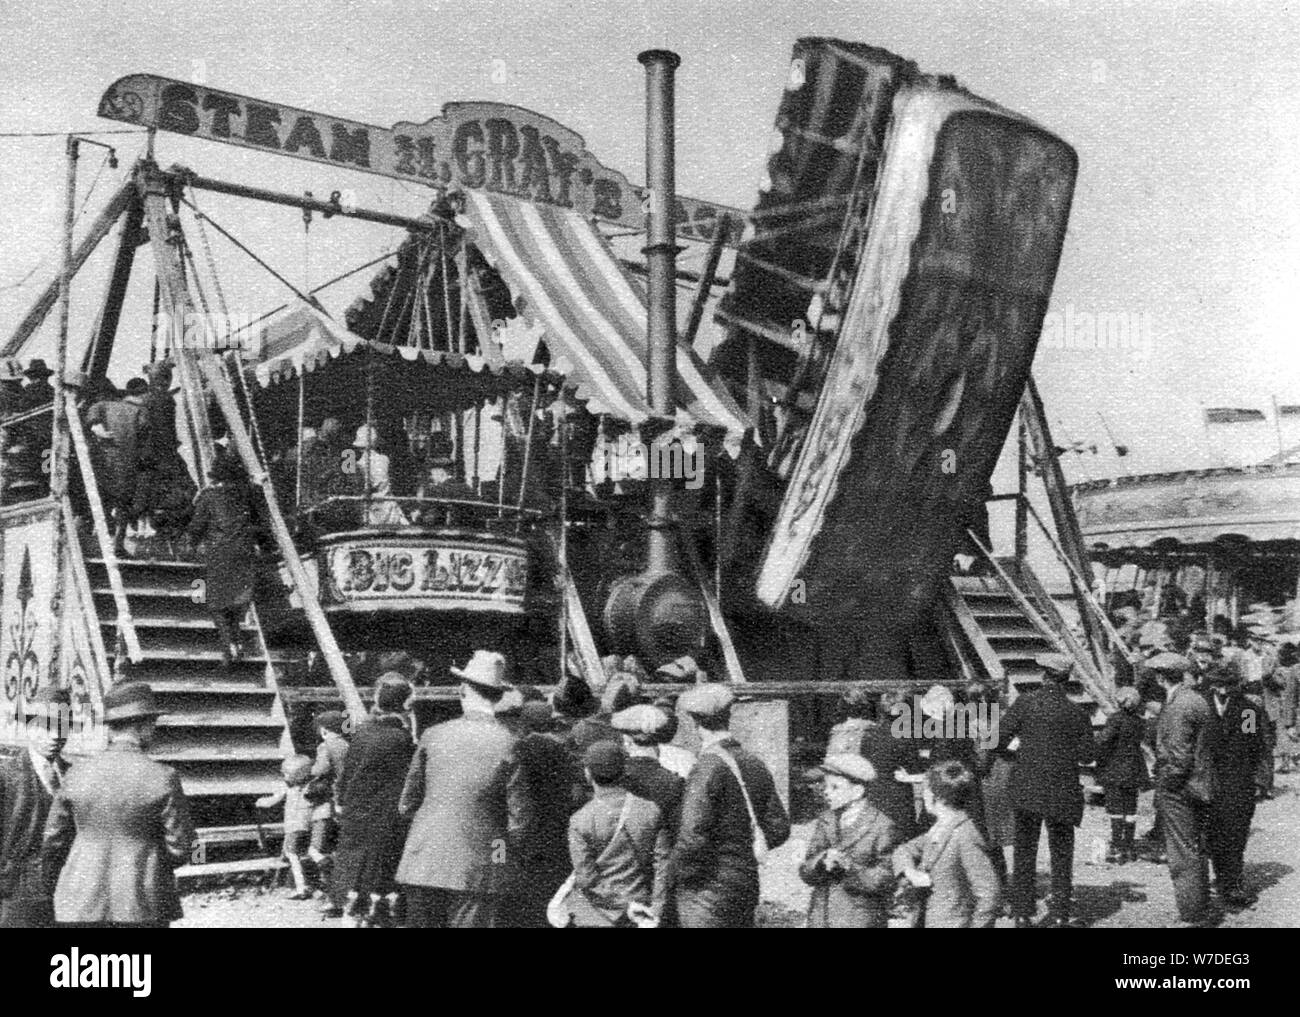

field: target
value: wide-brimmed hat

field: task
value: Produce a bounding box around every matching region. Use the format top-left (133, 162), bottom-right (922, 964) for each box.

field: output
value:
top-left (816, 753), bottom-right (877, 785)
top-left (102, 682), bottom-right (163, 725)
top-left (450, 649), bottom-right (510, 691)
top-left (23, 358), bottom-right (52, 379)
top-left (352, 424), bottom-right (380, 449)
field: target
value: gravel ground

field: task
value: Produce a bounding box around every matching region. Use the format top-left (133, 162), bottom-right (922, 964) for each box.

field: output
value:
top-left (176, 771), bottom-right (1300, 928)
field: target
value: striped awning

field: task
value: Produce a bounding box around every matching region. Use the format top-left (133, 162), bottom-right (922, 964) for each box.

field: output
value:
top-left (462, 190), bottom-right (749, 451)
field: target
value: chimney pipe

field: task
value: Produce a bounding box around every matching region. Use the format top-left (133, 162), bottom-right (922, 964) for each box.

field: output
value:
top-left (639, 48), bottom-right (680, 575)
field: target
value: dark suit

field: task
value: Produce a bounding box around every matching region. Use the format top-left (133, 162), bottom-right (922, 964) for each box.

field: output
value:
top-left (509, 730), bottom-right (576, 928)
top-left (856, 721), bottom-right (922, 838)
top-left (1206, 690), bottom-right (1261, 894)
top-left (0, 750), bottom-right (66, 927)
top-left (1155, 683), bottom-right (1216, 922)
top-left (396, 711), bottom-right (531, 928)
top-left (42, 741), bottom-right (193, 926)
top-left (671, 738), bottom-right (790, 928)
top-left (999, 683), bottom-right (1095, 921)
top-left (622, 754), bottom-right (685, 838)
top-left (333, 713), bottom-right (414, 902)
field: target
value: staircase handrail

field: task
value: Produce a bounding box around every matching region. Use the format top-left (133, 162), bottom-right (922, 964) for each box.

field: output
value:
top-left (61, 494), bottom-right (115, 701)
top-left (1024, 499), bottom-right (1139, 668)
top-left (941, 580), bottom-right (1008, 687)
top-left (65, 394), bottom-right (142, 663)
top-left (967, 528), bottom-right (1115, 711)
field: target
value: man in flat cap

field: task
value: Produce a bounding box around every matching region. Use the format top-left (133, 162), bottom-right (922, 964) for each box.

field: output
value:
top-left (558, 742), bottom-right (670, 928)
top-left (1150, 652), bottom-right (1216, 925)
top-left (671, 683), bottom-right (790, 928)
top-left (0, 686), bottom-right (71, 926)
top-left (612, 703), bottom-right (685, 837)
top-left (396, 651), bottom-right (533, 928)
top-left (43, 682), bottom-right (194, 927)
top-left (1203, 662), bottom-right (1260, 909)
top-left (799, 755), bottom-right (901, 928)
top-left (997, 652), bottom-right (1096, 928)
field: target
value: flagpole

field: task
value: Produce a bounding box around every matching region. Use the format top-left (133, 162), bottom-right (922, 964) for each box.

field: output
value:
top-left (1272, 395), bottom-right (1285, 459)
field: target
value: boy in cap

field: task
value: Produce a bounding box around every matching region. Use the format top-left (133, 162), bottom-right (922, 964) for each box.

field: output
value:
top-left (671, 683), bottom-right (790, 928)
top-left (612, 703), bottom-right (685, 836)
top-left (0, 686), bottom-right (71, 926)
top-left (560, 741), bottom-right (670, 927)
top-left (307, 710), bottom-right (349, 916)
top-left (800, 755), bottom-right (901, 928)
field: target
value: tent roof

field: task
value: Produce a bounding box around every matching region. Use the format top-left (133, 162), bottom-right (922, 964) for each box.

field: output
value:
top-left (461, 190), bottom-right (748, 452)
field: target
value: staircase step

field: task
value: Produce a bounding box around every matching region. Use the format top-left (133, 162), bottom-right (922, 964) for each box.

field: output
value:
top-left (94, 585), bottom-right (205, 599)
top-left (88, 556), bottom-right (202, 569)
top-left (122, 643), bottom-right (294, 664)
top-left (100, 613), bottom-right (259, 631)
top-left (175, 856), bottom-right (285, 879)
top-left (146, 680), bottom-right (277, 695)
top-left (156, 713), bottom-right (285, 729)
top-left (153, 744), bottom-right (286, 763)
top-left (178, 775), bottom-right (285, 797)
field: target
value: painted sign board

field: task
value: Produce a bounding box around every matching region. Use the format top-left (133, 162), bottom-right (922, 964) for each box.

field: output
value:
top-left (98, 74), bottom-right (743, 245)
top-left (321, 533), bottom-right (528, 613)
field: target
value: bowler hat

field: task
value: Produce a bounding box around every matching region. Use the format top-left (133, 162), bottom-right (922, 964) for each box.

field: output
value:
top-left (678, 682), bottom-right (734, 718)
top-left (584, 741), bottom-right (626, 784)
top-left (450, 649), bottom-right (510, 691)
top-left (23, 358), bottom-right (52, 379)
top-left (816, 754), bottom-right (878, 785)
top-left (102, 682), bottom-right (163, 725)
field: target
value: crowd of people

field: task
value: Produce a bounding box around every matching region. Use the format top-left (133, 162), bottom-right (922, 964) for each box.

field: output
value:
top-left (1, 586), bottom-right (1294, 928)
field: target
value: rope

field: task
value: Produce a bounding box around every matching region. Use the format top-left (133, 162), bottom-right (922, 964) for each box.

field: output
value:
top-left (186, 191), bottom-right (231, 319)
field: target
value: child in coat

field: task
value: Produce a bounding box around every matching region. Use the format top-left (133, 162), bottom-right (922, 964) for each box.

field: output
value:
top-left (1095, 686), bottom-right (1149, 863)
top-left (257, 754), bottom-right (316, 899)
top-left (799, 754), bottom-right (901, 928)
top-left (893, 761), bottom-right (1002, 928)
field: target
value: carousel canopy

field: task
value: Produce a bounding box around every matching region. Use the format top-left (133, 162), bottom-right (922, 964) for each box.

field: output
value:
top-left (461, 190), bottom-right (748, 450)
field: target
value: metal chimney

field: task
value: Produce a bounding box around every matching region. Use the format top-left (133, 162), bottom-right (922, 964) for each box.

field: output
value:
top-left (638, 48), bottom-right (680, 574)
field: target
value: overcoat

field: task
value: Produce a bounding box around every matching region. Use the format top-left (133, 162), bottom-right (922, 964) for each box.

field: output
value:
top-left (395, 712), bottom-right (531, 894)
top-left (334, 713), bottom-right (414, 897)
top-left (998, 684), bottom-right (1096, 826)
top-left (42, 741), bottom-right (193, 925)
top-left (800, 799), bottom-right (900, 928)
top-left (1095, 709), bottom-right (1150, 790)
top-left (0, 750), bottom-right (66, 926)
top-left (187, 481), bottom-right (260, 612)
top-left (892, 814), bottom-right (1001, 929)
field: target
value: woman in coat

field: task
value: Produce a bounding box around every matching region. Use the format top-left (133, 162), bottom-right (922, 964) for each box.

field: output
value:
top-left (1095, 686), bottom-right (1150, 863)
top-left (333, 675), bottom-right (414, 927)
top-left (186, 450), bottom-right (262, 665)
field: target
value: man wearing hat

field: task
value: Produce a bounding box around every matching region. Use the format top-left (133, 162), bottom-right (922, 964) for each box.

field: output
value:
top-left (671, 683), bottom-right (790, 928)
top-left (0, 686), bottom-right (71, 926)
top-left (19, 358), bottom-right (54, 410)
top-left (414, 433), bottom-right (477, 526)
top-left (996, 652), bottom-right (1096, 928)
top-left (799, 755), bottom-right (900, 928)
top-left (86, 377), bottom-right (150, 556)
top-left (396, 650), bottom-right (532, 928)
top-left (1150, 653), bottom-right (1216, 925)
top-left (42, 682), bottom-right (194, 927)
top-left (558, 741), bottom-right (671, 927)
top-left (612, 703), bottom-right (685, 836)
top-left (1203, 662), bottom-right (1260, 909)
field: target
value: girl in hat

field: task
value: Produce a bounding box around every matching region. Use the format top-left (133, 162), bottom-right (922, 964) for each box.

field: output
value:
top-left (800, 755), bottom-right (901, 928)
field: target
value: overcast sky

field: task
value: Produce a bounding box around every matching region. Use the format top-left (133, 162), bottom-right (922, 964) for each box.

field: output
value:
top-left (1, 0), bottom-right (1297, 483)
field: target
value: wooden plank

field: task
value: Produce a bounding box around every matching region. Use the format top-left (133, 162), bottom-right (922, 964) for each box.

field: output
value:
top-left (679, 530), bottom-right (747, 682)
top-left (62, 496), bottom-right (115, 700)
top-left (941, 582), bottom-right (1006, 687)
top-left (65, 395), bottom-right (143, 662)
top-left (175, 857), bottom-right (285, 879)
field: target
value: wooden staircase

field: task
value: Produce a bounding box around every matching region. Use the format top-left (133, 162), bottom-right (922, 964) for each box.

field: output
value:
top-left (87, 551), bottom-right (298, 821)
top-left (943, 561), bottom-right (1102, 713)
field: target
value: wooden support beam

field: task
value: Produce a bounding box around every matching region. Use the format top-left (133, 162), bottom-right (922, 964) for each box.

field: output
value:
top-left (81, 195), bottom-right (144, 381)
top-left (3, 179), bottom-right (136, 358)
top-left (199, 357), bottom-right (367, 729)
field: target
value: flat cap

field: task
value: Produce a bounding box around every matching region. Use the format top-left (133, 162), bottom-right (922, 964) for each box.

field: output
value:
top-left (611, 704), bottom-right (671, 741)
top-left (1034, 652), bottom-right (1075, 676)
top-left (678, 682), bottom-right (734, 717)
top-left (816, 754), bottom-right (877, 785)
top-left (1144, 651), bottom-right (1191, 675)
top-left (583, 740), bottom-right (626, 784)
